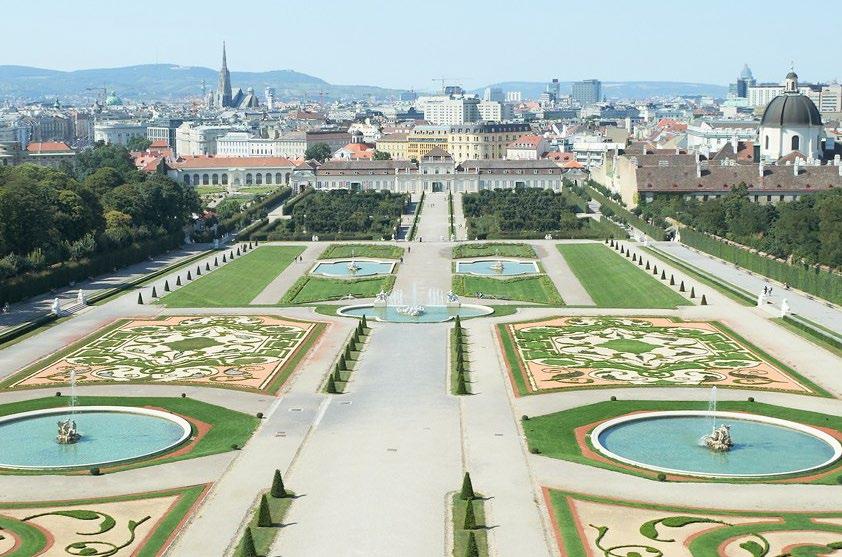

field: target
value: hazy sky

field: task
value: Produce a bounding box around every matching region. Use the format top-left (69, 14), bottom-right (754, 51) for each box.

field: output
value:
top-left (3, 0), bottom-right (836, 89)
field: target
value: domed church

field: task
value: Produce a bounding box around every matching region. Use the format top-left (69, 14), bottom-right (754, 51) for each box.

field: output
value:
top-left (759, 72), bottom-right (824, 162)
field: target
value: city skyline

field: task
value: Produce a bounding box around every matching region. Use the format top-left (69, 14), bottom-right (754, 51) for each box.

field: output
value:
top-left (2, 0), bottom-right (837, 90)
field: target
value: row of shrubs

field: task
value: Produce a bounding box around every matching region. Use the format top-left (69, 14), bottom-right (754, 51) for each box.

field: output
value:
top-left (217, 187), bottom-right (292, 235)
top-left (455, 472), bottom-right (485, 557)
top-left (607, 239), bottom-right (707, 304)
top-left (586, 183), bottom-right (668, 240)
top-left (236, 469), bottom-right (293, 557)
top-left (0, 232), bottom-right (183, 304)
top-left (453, 316), bottom-right (470, 395)
top-left (407, 191), bottom-right (426, 240)
top-left (327, 315), bottom-right (369, 394)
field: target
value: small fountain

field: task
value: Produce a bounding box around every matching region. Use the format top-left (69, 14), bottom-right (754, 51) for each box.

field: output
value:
top-left (346, 249), bottom-right (361, 274)
top-left (490, 249), bottom-right (505, 273)
top-left (700, 387), bottom-right (733, 452)
top-left (56, 369), bottom-right (81, 445)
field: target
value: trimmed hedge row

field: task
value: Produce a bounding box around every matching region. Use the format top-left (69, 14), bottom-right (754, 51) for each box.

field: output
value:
top-left (586, 184), bottom-right (667, 240)
top-left (217, 187), bottom-right (292, 234)
top-left (680, 227), bottom-right (842, 305)
top-left (0, 233), bottom-right (183, 304)
top-left (408, 191), bottom-right (425, 241)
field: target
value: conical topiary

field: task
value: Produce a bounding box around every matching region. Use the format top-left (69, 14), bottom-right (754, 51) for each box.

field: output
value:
top-left (679, 281), bottom-right (685, 292)
top-left (271, 469), bottom-right (286, 498)
top-left (164, 280), bottom-right (170, 292)
top-left (236, 247), bottom-right (241, 256)
top-left (669, 275), bottom-right (675, 286)
top-left (151, 286), bottom-right (158, 298)
top-left (465, 532), bottom-right (479, 557)
top-left (176, 275), bottom-right (182, 286)
top-left (223, 254), bottom-right (227, 263)
top-left (460, 472), bottom-right (475, 500)
top-left (256, 494), bottom-right (272, 527)
top-left (214, 256), bottom-right (219, 266)
top-left (701, 294), bottom-right (708, 305)
top-left (327, 375), bottom-right (338, 394)
top-left (463, 500), bottom-right (477, 530)
top-left (690, 286), bottom-right (696, 298)
top-left (238, 527), bottom-right (257, 557)
top-left (205, 262), bottom-right (211, 271)
top-left (137, 292), bottom-right (144, 304)
top-left (196, 265), bottom-right (202, 276)
top-left (632, 253), bottom-right (637, 262)
top-left (653, 265), bottom-right (658, 275)
top-left (187, 270), bottom-right (192, 280)
top-left (337, 356), bottom-right (346, 371)
top-left (361, 314), bottom-right (367, 328)
top-left (660, 270), bottom-right (666, 280)
top-left (456, 376), bottom-right (468, 395)
top-left (645, 261), bottom-right (650, 270)
top-left (454, 315), bottom-right (461, 329)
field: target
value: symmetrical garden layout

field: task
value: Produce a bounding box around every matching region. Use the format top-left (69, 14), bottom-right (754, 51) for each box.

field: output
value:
top-left (0, 485), bottom-right (206, 556)
top-left (500, 316), bottom-right (816, 395)
top-left (546, 490), bottom-right (842, 557)
top-left (5, 315), bottom-right (321, 393)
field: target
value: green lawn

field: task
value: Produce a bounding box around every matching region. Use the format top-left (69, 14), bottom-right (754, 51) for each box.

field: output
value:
top-left (318, 243), bottom-right (404, 260)
top-left (452, 242), bottom-right (537, 259)
top-left (523, 400), bottom-right (842, 484)
top-left (452, 274), bottom-right (563, 304)
top-left (162, 246), bottom-right (304, 307)
top-left (0, 396), bottom-right (258, 474)
top-left (452, 493), bottom-right (489, 556)
top-left (557, 243), bottom-right (688, 308)
top-left (281, 275), bottom-right (395, 304)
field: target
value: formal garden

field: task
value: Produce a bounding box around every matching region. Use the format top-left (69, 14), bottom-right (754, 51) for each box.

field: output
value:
top-left (0, 485), bottom-right (207, 556)
top-left (452, 274), bottom-right (562, 305)
top-left (462, 189), bottom-right (625, 240)
top-left (247, 190), bottom-right (410, 241)
top-left (546, 490), bottom-right (842, 556)
top-left (318, 243), bottom-right (404, 260)
top-left (2, 315), bottom-right (323, 394)
top-left (499, 316), bottom-right (822, 396)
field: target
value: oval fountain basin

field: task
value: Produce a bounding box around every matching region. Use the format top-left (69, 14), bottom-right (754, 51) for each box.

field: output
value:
top-left (591, 411), bottom-right (842, 478)
top-left (0, 406), bottom-right (191, 469)
top-left (456, 260), bottom-right (539, 276)
top-left (337, 304), bottom-right (493, 323)
top-left (311, 260), bottom-right (395, 277)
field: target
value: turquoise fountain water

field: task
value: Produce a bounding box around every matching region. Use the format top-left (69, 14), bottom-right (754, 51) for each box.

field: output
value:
top-left (312, 260), bottom-right (394, 277)
top-left (456, 259), bottom-right (539, 276)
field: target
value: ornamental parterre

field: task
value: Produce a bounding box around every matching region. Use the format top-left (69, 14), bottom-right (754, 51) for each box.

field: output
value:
top-left (504, 316), bottom-right (811, 394)
top-left (8, 315), bottom-right (316, 392)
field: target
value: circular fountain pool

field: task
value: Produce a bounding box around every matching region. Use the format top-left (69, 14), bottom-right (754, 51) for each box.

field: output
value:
top-left (311, 260), bottom-right (395, 277)
top-left (591, 411), bottom-right (842, 478)
top-left (337, 303), bottom-right (493, 323)
top-left (0, 406), bottom-right (192, 469)
top-left (455, 259), bottom-right (539, 276)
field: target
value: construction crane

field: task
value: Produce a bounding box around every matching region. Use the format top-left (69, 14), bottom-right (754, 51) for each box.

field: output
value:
top-left (431, 77), bottom-right (469, 94)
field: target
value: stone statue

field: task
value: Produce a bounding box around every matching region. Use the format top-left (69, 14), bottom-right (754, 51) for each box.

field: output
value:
top-left (56, 419), bottom-right (81, 444)
top-left (780, 298), bottom-right (790, 318)
top-left (51, 298), bottom-right (62, 315)
top-left (703, 424), bottom-right (732, 452)
top-left (77, 289), bottom-right (86, 306)
top-left (374, 290), bottom-right (389, 307)
top-left (446, 291), bottom-right (460, 308)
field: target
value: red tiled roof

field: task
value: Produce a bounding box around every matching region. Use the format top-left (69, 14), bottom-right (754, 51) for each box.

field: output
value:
top-left (26, 141), bottom-right (72, 153)
top-left (150, 140), bottom-right (169, 148)
top-left (171, 155), bottom-right (296, 169)
top-left (507, 134), bottom-right (543, 149)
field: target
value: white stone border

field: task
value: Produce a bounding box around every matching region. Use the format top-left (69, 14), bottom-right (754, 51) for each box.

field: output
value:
top-left (455, 258), bottom-right (540, 277)
top-left (335, 303), bottom-right (494, 323)
top-left (589, 410), bottom-right (842, 478)
top-left (309, 258), bottom-right (397, 278)
top-left (0, 406), bottom-right (193, 470)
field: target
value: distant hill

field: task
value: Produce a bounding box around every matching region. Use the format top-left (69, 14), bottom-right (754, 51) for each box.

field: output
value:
top-left (476, 80), bottom-right (729, 100)
top-left (0, 64), bottom-right (400, 102)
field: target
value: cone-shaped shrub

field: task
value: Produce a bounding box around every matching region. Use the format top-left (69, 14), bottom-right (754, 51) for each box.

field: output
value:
top-left (223, 254), bottom-right (227, 263)
top-left (645, 261), bottom-right (650, 270)
top-left (327, 375), bottom-right (338, 394)
top-left (463, 500), bottom-right (477, 530)
top-left (454, 315), bottom-right (461, 328)
top-left (701, 294), bottom-right (708, 305)
top-left (679, 281), bottom-right (685, 292)
top-left (256, 494), bottom-right (272, 527)
top-left (690, 287), bottom-right (696, 298)
top-left (137, 292), bottom-right (144, 304)
top-left (255, 239), bottom-right (259, 246)
top-left (176, 275), bottom-right (182, 286)
top-left (196, 265), bottom-right (202, 276)
top-left (230, 250), bottom-right (234, 258)
top-left (270, 469), bottom-right (286, 498)
top-left (460, 472), bottom-right (475, 500)
top-left (669, 275), bottom-right (675, 286)
top-left (249, 242), bottom-right (254, 249)
top-left (187, 270), bottom-right (192, 280)
top-left (361, 315), bottom-right (367, 328)
top-left (456, 358), bottom-right (465, 374)
top-left (632, 253), bottom-right (637, 262)
top-left (236, 247), bottom-right (241, 256)
top-left (164, 280), bottom-right (170, 292)
top-left (337, 356), bottom-right (346, 371)
top-left (653, 265), bottom-right (658, 275)
top-left (456, 376), bottom-right (468, 395)
top-left (214, 256), bottom-right (219, 267)
top-left (465, 532), bottom-right (479, 557)
top-left (238, 527), bottom-right (257, 557)
top-left (344, 344), bottom-right (352, 360)
top-left (205, 262), bottom-right (211, 271)
top-left (151, 286), bottom-right (158, 298)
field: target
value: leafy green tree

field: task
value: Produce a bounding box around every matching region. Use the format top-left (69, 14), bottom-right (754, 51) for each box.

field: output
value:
top-left (74, 143), bottom-right (137, 179)
top-left (373, 150), bottom-right (392, 160)
top-left (304, 142), bottom-right (332, 163)
top-left (126, 136), bottom-right (152, 152)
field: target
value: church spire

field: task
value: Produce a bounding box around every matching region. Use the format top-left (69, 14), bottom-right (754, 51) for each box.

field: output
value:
top-left (216, 41), bottom-right (233, 107)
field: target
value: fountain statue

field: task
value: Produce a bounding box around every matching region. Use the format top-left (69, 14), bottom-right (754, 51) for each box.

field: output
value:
top-left (446, 291), bottom-right (461, 308)
top-left (57, 369), bottom-right (81, 444)
top-left (374, 290), bottom-right (389, 308)
top-left (490, 249), bottom-right (505, 273)
top-left (703, 424), bottom-right (733, 452)
top-left (396, 304), bottom-right (425, 317)
top-left (347, 249), bottom-right (361, 273)
top-left (51, 297), bottom-right (62, 316)
top-left (56, 419), bottom-right (81, 444)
